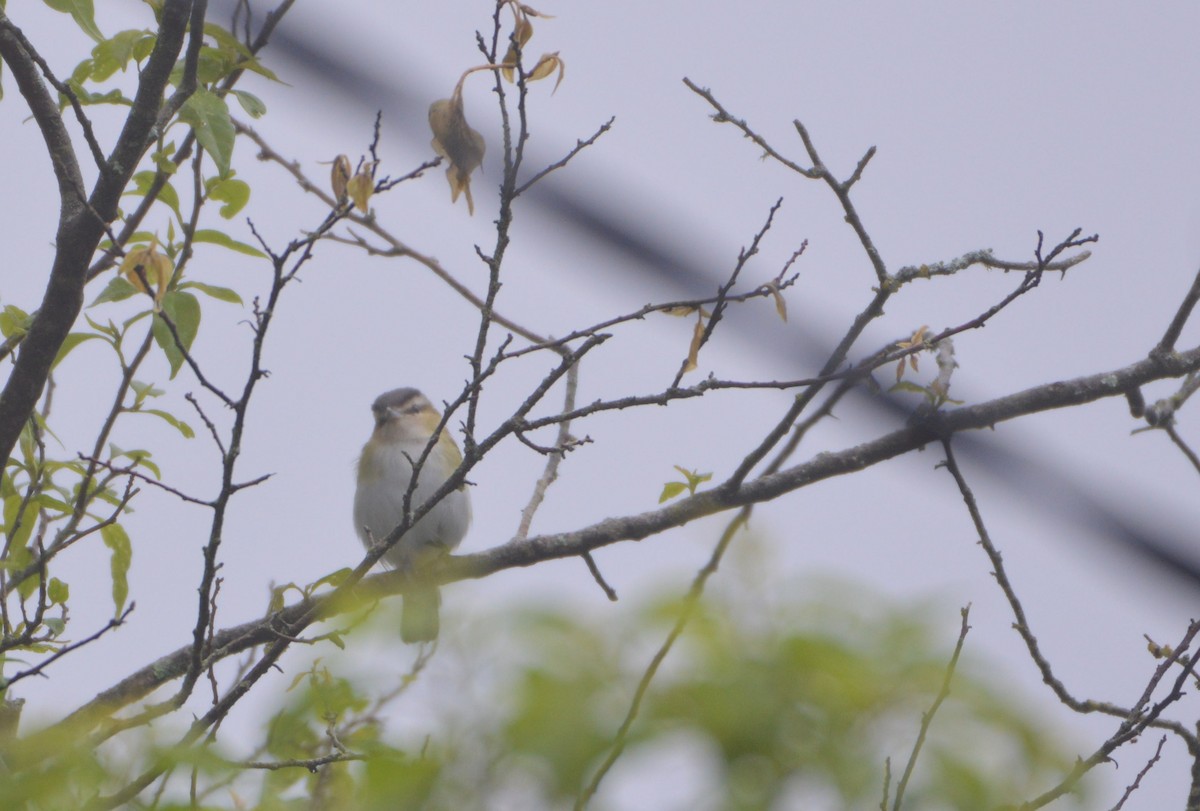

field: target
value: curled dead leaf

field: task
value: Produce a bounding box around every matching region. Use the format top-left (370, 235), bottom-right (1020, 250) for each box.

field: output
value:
top-left (330, 154), bottom-right (352, 202)
top-left (346, 169), bottom-right (375, 212)
top-left (501, 15), bottom-right (534, 83)
top-left (894, 325), bottom-right (930, 381)
top-left (528, 52), bottom-right (565, 93)
top-left (766, 282), bottom-right (788, 322)
top-left (121, 239), bottom-right (174, 304)
top-left (429, 96), bottom-right (486, 215)
top-left (683, 314), bottom-right (706, 374)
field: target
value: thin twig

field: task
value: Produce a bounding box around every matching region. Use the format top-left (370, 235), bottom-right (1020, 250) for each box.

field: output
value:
top-left (1108, 736), bottom-right (1166, 811)
top-left (574, 510), bottom-right (749, 809)
top-left (892, 605), bottom-right (971, 811)
top-left (79, 454), bottom-right (213, 507)
top-left (2, 605), bottom-right (134, 690)
top-left (581, 551), bottom-right (618, 602)
top-left (1157, 266), bottom-right (1200, 354)
top-left (516, 363), bottom-right (581, 539)
top-left (515, 116), bottom-right (616, 196)
top-left (1164, 424), bottom-right (1200, 476)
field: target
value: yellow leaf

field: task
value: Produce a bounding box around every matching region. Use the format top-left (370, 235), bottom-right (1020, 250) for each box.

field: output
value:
top-left (662, 305), bottom-right (699, 317)
top-left (519, 4), bottom-right (554, 18)
top-left (429, 96), bottom-right (486, 215)
top-left (330, 154), bottom-right (352, 202)
top-left (770, 286), bottom-right (787, 322)
top-left (527, 52), bottom-right (565, 93)
top-left (501, 16), bottom-right (534, 83)
top-left (346, 171), bottom-right (374, 212)
top-left (121, 239), bottom-right (174, 303)
top-left (683, 316), bottom-right (705, 374)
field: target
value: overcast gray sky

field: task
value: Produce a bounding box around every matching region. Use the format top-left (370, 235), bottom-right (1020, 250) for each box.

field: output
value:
top-left (6, 2), bottom-right (1200, 808)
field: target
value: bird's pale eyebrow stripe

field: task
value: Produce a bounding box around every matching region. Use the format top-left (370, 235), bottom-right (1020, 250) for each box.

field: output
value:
top-left (374, 388), bottom-right (424, 412)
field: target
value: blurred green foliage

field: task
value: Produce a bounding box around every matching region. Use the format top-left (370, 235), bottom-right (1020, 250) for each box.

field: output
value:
top-left (2, 576), bottom-right (1084, 810)
top-left (477, 581), bottom-right (1081, 811)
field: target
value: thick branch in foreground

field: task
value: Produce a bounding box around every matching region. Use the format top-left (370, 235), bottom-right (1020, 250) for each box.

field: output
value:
top-left (17, 343), bottom-right (1200, 763)
top-left (0, 4), bottom-right (193, 475)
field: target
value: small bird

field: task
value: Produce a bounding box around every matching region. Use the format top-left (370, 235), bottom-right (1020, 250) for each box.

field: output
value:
top-left (354, 388), bottom-right (471, 643)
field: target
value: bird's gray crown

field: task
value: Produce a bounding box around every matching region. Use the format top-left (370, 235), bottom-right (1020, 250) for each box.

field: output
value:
top-left (372, 387), bottom-right (423, 413)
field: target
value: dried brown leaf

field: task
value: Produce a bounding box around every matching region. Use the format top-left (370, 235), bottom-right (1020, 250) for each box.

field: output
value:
top-left (528, 52), bottom-right (565, 93)
top-left (121, 239), bottom-right (174, 303)
top-left (429, 96), bottom-right (486, 215)
top-left (769, 285), bottom-right (787, 322)
top-left (346, 171), bottom-right (374, 212)
top-left (683, 315), bottom-right (705, 374)
top-left (501, 16), bottom-right (534, 82)
top-left (330, 154), bottom-right (352, 202)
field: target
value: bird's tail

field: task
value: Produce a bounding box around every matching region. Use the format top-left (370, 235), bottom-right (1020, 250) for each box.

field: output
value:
top-left (401, 586), bottom-right (440, 643)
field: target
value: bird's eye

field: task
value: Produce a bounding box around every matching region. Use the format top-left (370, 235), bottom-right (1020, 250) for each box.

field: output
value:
top-left (404, 404), bottom-right (424, 415)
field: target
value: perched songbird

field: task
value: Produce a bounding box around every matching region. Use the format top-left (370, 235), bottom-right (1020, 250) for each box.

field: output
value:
top-left (354, 388), bottom-right (471, 643)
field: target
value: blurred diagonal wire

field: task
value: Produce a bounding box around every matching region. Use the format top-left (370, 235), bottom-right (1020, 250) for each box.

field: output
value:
top-left (222, 0), bottom-right (1200, 590)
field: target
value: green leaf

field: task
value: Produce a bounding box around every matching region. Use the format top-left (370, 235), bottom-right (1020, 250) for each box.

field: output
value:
top-left (111, 446), bottom-right (161, 480)
top-left (47, 577), bottom-right (69, 606)
top-left (203, 22), bottom-right (256, 60)
top-left (133, 31), bottom-right (157, 62)
top-left (203, 177), bottom-right (252, 220)
top-left (122, 310), bottom-right (151, 330)
top-left (64, 81), bottom-right (128, 107)
top-left (179, 281), bottom-right (243, 305)
top-left (28, 410), bottom-right (62, 451)
top-left (3, 494), bottom-right (35, 550)
top-left (152, 290), bottom-right (201, 379)
top-left (230, 88), bottom-right (267, 118)
top-left (268, 584), bottom-right (291, 614)
top-left (192, 227), bottom-right (264, 257)
top-left (51, 332), bottom-right (102, 370)
top-left (127, 170), bottom-right (182, 222)
top-left (90, 29), bottom-right (149, 81)
top-left (90, 276), bottom-right (140, 306)
top-left (239, 57), bottom-right (282, 84)
top-left (658, 481), bottom-right (687, 503)
top-left (142, 408), bottom-right (195, 439)
top-left (191, 46), bottom-right (237, 86)
top-left (660, 466), bottom-right (712, 502)
top-left (5, 545), bottom-right (38, 601)
top-left (0, 304), bottom-right (31, 339)
top-left (179, 88), bottom-right (235, 177)
top-left (69, 56), bottom-right (93, 86)
top-left (35, 495), bottom-right (71, 517)
top-left (889, 380), bottom-right (929, 396)
top-left (42, 0), bottom-right (104, 42)
top-left (152, 141), bottom-right (179, 174)
top-left (200, 25), bottom-right (283, 83)
top-left (83, 314), bottom-right (120, 342)
top-left (129, 380), bottom-right (165, 404)
top-left (100, 523), bottom-right (131, 616)
top-left (310, 568), bottom-right (353, 593)
top-left (673, 465), bottom-right (713, 493)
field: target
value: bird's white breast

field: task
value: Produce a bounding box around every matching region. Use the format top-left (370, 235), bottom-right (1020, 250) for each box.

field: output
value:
top-left (353, 438), bottom-right (471, 569)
